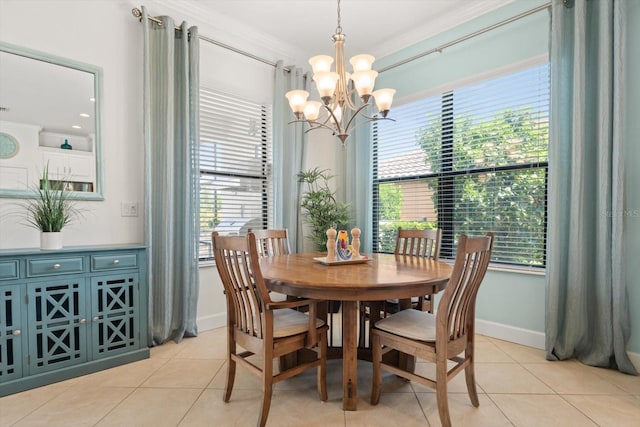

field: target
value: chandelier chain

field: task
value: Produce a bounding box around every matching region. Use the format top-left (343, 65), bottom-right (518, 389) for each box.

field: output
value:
top-left (336, 0), bottom-right (342, 34)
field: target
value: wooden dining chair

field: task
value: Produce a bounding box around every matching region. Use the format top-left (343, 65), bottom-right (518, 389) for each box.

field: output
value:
top-left (212, 231), bottom-right (328, 427)
top-left (386, 227), bottom-right (442, 314)
top-left (370, 233), bottom-right (494, 427)
top-left (250, 228), bottom-right (291, 257)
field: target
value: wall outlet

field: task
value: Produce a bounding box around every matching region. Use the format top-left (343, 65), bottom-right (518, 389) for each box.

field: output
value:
top-left (121, 202), bottom-right (139, 217)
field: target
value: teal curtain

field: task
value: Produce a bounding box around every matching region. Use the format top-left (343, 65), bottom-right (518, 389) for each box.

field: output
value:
top-left (344, 109), bottom-right (373, 253)
top-left (546, 0), bottom-right (636, 374)
top-left (273, 62), bottom-right (308, 252)
top-left (142, 7), bottom-right (200, 345)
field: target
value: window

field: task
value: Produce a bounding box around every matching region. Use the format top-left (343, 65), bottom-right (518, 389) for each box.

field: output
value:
top-left (373, 63), bottom-right (549, 267)
top-left (198, 88), bottom-right (273, 260)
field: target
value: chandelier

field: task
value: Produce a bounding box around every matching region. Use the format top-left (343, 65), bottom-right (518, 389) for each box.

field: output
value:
top-left (285, 0), bottom-right (395, 144)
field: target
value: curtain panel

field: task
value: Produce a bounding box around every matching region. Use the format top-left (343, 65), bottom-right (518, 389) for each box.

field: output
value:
top-left (546, 0), bottom-right (636, 374)
top-left (142, 6), bottom-right (200, 345)
top-left (273, 62), bottom-right (308, 252)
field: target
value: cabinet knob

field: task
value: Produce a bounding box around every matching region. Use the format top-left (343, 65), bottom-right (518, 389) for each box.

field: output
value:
top-left (53, 263), bottom-right (61, 269)
top-left (80, 318), bottom-right (87, 324)
top-left (13, 330), bottom-right (21, 336)
top-left (113, 259), bottom-right (120, 265)
top-left (92, 316), bottom-right (99, 322)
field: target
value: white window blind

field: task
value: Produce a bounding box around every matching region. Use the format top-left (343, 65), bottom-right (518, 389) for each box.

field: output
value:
top-left (199, 88), bottom-right (273, 259)
top-left (373, 63), bottom-right (549, 267)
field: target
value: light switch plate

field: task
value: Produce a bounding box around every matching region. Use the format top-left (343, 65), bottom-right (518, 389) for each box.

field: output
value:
top-left (121, 202), bottom-right (139, 217)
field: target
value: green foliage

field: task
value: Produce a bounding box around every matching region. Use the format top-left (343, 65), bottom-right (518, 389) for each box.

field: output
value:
top-left (378, 183), bottom-right (402, 221)
top-left (417, 108), bottom-right (548, 265)
top-left (298, 168), bottom-right (350, 250)
top-left (25, 165), bottom-right (79, 232)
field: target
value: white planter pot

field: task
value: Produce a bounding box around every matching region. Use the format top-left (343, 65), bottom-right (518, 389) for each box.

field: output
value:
top-left (40, 232), bottom-right (63, 250)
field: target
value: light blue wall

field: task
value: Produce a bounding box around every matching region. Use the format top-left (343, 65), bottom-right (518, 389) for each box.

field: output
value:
top-left (624, 0), bottom-right (640, 354)
top-left (376, 0), bottom-right (640, 355)
top-left (377, 0), bottom-right (550, 339)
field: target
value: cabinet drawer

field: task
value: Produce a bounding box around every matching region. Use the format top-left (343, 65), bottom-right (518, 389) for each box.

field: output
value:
top-left (27, 257), bottom-right (84, 277)
top-left (91, 254), bottom-right (138, 271)
top-left (0, 260), bottom-right (19, 280)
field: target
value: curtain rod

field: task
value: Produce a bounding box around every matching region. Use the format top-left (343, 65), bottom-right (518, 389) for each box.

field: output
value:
top-left (133, 3), bottom-right (551, 76)
top-left (131, 7), bottom-right (289, 72)
top-left (378, 2), bottom-right (551, 73)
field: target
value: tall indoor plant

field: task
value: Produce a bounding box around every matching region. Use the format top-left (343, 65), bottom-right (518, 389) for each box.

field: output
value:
top-left (298, 167), bottom-right (350, 250)
top-left (25, 165), bottom-right (79, 249)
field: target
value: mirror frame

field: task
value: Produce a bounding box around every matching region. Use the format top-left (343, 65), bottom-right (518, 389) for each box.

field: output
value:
top-left (0, 41), bottom-right (104, 201)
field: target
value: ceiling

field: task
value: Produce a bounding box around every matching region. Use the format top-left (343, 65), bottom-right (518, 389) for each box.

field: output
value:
top-left (145, 0), bottom-right (514, 63)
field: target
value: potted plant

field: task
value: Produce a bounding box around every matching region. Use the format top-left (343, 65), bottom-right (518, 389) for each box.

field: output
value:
top-left (25, 165), bottom-right (80, 250)
top-left (298, 168), bottom-right (351, 251)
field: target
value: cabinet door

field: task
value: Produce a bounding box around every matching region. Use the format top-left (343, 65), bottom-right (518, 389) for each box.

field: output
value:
top-left (90, 273), bottom-right (140, 359)
top-left (27, 278), bottom-right (89, 375)
top-left (42, 151), bottom-right (67, 179)
top-left (0, 284), bottom-right (24, 383)
top-left (67, 153), bottom-right (93, 181)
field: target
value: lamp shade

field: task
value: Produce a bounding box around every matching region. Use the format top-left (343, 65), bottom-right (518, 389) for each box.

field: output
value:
top-left (285, 90), bottom-right (309, 114)
top-left (349, 54), bottom-right (375, 72)
top-left (313, 72), bottom-right (340, 99)
top-left (352, 70), bottom-right (378, 98)
top-left (303, 101), bottom-right (322, 121)
top-left (309, 55), bottom-right (334, 73)
top-left (373, 88), bottom-right (396, 112)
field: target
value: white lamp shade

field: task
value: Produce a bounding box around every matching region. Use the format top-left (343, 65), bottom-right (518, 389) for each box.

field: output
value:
top-left (309, 55), bottom-right (334, 74)
top-left (285, 90), bottom-right (309, 114)
top-left (313, 72), bottom-right (339, 98)
top-left (349, 54), bottom-right (375, 72)
top-left (352, 70), bottom-right (378, 97)
top-left (373, 88), bottom-right (396, 111)
top-left (304, 101), bottom-right (322, 121)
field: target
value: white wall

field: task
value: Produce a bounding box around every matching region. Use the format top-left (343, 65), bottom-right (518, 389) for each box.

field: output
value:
top-left (0, 0), bottom-right (145, 249)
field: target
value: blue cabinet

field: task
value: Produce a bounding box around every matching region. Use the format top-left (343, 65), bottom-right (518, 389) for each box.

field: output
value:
top-left (0, 245), bottom-right (148, 396)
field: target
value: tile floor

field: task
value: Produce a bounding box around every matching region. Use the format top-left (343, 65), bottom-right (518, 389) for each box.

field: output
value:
top-left (1, 328), bottom-right (639, 426)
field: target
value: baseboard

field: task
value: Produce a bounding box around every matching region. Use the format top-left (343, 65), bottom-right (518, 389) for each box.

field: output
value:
top-left (197, 312), bottom-right (226, 332)
top-left (628, 351), bottom-right (640, 371)
top-left (475, 318), bottom-right (545, 349)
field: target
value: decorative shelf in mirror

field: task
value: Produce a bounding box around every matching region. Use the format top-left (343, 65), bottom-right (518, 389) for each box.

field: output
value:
top-left (0, 41), bottom-right (104, 200)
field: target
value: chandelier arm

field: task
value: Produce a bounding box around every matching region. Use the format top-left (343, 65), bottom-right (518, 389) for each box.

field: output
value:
top-left (321, 104), bottom-right (344, 134)
top-left (342, 102), bottom-right (373, 136)
top-left (343, 115), bottom-right (397, 135)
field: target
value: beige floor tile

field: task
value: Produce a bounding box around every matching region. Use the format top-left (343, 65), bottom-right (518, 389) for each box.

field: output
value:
top-left (70, 357), bottom-right (169, 388)
top-left (474, 340), bottom-right (516, 363)
top-left (178, 388), bottom-right (264, 426)
top-left (173, 329), bottom-right (229, 359)
top-left (96, 387), bottom-right (202, 427)
top-left (0, 384), bottom-right (69, 426)
top-left (490, 394), bottom-right (597, 427)
top-left (149, 339), bottom-right (184, 359)
top-left (267, 389), bottom-right (347, 427)
top-left (419, 392), bottom-right (512, 427)
top-left (346, 391), bottom-right (428, 427)
top-left (589, 366), bottom-right (640, 394)
top-left (524, 361), bottom-right (628, 394)
top-left (490, 339), bottom-right (547, 364)
top-left (12, 385), bottom-right (133, 427)
top-left (141, 358), bottom-right (224, 388)
top-left (475, 363), bottom-right (554, 394)
top-left (563, 394), bottom-right (640, 427)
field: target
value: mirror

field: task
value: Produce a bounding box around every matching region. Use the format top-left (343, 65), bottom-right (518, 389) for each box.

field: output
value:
top-left (0, 41), bottom-right (103, 200)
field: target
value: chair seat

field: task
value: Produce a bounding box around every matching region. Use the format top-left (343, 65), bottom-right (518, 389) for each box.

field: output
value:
top-left (274, 308), bottom-right (325, 338)
top-left (374, 308), bottom-right (436, 342)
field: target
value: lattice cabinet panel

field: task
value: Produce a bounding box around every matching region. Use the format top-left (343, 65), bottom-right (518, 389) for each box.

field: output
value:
top-left (91, 274), bottom-right (139, 359)
top-left (27, 279), bottom-right (89, 375)
top-left (0, 284), bottom-right (23, 383)
top-left (0, 245), bottom-right (147, 397)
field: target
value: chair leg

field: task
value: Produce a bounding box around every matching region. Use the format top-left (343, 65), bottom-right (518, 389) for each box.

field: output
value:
top-left (436, 357), bottom-right (452, 427)
top-left (317, 329), bottom-right (328, 401)
top-left (224, 331), bottom-right (236, 402)
top-left (370, 333), bottom-right (382, 405)
top-left (464, 352), bottom-right (480, 407)
top-left (259, 357), bottom-right (274, 427)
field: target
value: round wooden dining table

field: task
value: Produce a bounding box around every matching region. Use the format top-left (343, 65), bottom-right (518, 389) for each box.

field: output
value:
top-left (259, 252), bottom-right (452, 411)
